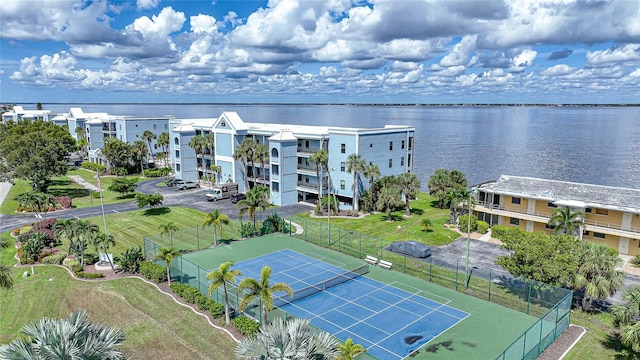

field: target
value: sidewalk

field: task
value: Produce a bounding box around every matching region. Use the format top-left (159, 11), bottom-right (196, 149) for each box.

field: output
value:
top-left (0, 182), bottom-right (11, 206)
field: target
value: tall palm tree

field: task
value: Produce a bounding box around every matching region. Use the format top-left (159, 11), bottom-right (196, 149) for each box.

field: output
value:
top-left (159, 221), bottom-right (178, 247)
top-left (376, 185), bottom-right (402, 221)
top-left (0, 310), bottom-right (126, 359)
top-left (141, 130), bottom-right (157, 161)
top-left (75, 219), bottom-right (98, 266)
top-left (93, 233), bottom-right (117, 273)
top-left (75, 126), bottom-right (88, 159)
top-left (237, 185), bottom-right (270, 234)
top-left (210, 164), bottom-right (222, 184)
top-left (153, 246), bottom-right (181, 285)
top-left (235, 317), bottom-right (339, 360)
top-left (309, 149), bottom-right (328, 203)
top-left (207, 261), bottom-right (243, 325)
top-left (398, 172), bottom-right (421, 217)
top-left (428, 168), bottom-right (451, 209)
top-left (337, 338), bottom-right (367, 360)
top-left (574, 242), bottom-right (624, 311)
top-left (157, 131), bottom-right (170, 167)
top-left (233, 138), bottom-right (256, 190)
top-left (363, 162), bottom-right (380, 187)
top-left (204, 133), bottom-right (216, 181)
top-left (132, 140), bottom-right (148, 175)
top-left (346, 153), bottom-right (366, 213)
top-left (254, 143), bottom-right (269, 184)
top-left (549, 206), bottom-right (584, 236)
top-left (237, 265), bottom-right (293, 325)
top-left (202, 209), bottom-right (229, 247)
top-left (0, 264), bottom-right (13, 290)
top-left (189, 134), bottom-right (205, 178)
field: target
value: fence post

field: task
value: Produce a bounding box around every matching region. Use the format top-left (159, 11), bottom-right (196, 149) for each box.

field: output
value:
top-left (527, 281), bottom-right (532, 314)
top-left (455, 260), bottom-right (459, 290)
top-left (522, 331), bottom-right (528, 359)
top-left (359, 234), bottom-right (362, 258)
top-left (488, 269), bottom-right (492, 302)
top-left (429, 257), bottom-right (432, 282)
top-left (196, 226), bottom-right (200, 250)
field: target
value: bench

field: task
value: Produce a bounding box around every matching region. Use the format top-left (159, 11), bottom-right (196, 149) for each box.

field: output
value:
top-left (378, 260), bottom-right (392, 270)
top-left (365, 255), bottom-right (378, 265)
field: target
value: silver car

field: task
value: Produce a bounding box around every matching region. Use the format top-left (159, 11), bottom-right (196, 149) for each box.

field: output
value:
top-left (385, 241), bottom-right (431, 258)
top-left (175, 181), bottom-right (200, 190)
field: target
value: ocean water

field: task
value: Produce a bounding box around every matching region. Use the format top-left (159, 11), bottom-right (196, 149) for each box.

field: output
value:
top-left (47, 104), bottom-right (640, 190)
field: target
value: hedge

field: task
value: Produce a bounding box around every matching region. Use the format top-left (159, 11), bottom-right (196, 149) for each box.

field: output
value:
top-left (232, 316), bottom-right (260, 336)
top-left (41, 252), bottom-right (67, 265)
top-left (139, 261), bottom-right (167, 283)
top-left (81, 161), bottom-right (106, 173)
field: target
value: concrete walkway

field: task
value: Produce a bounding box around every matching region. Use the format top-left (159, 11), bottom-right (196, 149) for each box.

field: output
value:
top-left (0, 182), bottom-right (11, 206)
top-left (68, 175), bottom-right (99, 191)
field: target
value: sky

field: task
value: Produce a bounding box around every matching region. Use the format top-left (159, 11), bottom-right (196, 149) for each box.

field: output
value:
top-left (1, 0), bottom-right (639, 104)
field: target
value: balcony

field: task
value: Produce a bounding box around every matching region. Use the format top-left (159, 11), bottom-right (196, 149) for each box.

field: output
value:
top-left (475, 201), bottom-right (552, 223)
top-left (297, 146), bottom-right (321, 155)
top-left (297, 181), bottom-right (327, 193)
top-left (584, 220), bottom-right (640, 238)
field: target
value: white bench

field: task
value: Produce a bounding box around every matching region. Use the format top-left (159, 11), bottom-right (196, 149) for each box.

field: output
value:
top-left (365, 255), bottom-right (378, 265)
top-left (378, 260), bottom-right (392, 270)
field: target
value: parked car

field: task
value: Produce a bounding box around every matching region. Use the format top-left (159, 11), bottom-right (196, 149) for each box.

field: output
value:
top-left (175, 181), bottom-right (200, 190)
top-left (166, 178), bottom-right (181, 187)
top-left (385, 241), bottom-right (431, 258)
top-left (230, 192), bottom-right (247, 203)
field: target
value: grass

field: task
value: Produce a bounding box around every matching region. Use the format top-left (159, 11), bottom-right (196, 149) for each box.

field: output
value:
top-left (0, 264), bottom-right (237, 358)
top-left (301, 192), bottom-right (459, 245)
top-left (565, 310), bottom-right (638, 359)
top-left (1, 170), bottom-right (148, 215)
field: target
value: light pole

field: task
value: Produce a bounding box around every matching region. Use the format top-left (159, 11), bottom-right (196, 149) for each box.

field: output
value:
top-left (465, 188), bottom-right (477, 288)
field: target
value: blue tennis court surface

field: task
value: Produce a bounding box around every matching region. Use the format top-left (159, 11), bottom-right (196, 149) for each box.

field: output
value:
top-left (230, 249), bottom-right (470, 359)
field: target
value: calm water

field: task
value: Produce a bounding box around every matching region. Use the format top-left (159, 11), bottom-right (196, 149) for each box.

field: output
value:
top-left (47, 104), bottom-right (640, 190)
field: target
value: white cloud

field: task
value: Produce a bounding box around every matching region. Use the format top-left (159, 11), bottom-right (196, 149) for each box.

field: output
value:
top-left (137, 0), bottom-right (160, 10)
top-left (440, 35), bottom-right (477, 67)
top-left (541, 64), bottom-right (574, 76)
top-left (509, 49), bottom-right (537, 73)
top-left (586, 44), bottom-right (640, 66)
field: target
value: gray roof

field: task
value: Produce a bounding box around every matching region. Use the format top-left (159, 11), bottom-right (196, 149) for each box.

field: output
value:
top-left (477, 175), bottom-right (640, 213)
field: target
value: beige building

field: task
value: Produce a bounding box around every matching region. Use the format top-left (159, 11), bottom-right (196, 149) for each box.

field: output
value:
top-left (474, 175), bottom-right (640, 256)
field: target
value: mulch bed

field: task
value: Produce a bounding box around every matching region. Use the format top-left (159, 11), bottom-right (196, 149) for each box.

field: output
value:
top-left (537, 325), bottom-right (586, 360)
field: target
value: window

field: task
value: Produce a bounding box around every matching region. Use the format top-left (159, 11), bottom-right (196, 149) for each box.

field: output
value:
top-left (369, 143), bottom-right (373, 148)
top-left (176, 164), bottom-right (180, 171)
top-left (547, 202), bottom-right (557, 208)
top-left (272, 182), bottom-right (279, 193)
top-left (271, 148), bottom-right (279, 157)
top-left (545, 223), bottom-right (554, 230)
top-left (408, 136), bottom-right (414, 150)
top-left (164, 124), bottom-right (168, 129)
top-left (271, 164), bottom-right (279, 175)
top-left (174, 137), bottom-right (179, 145)
top-left (340, 180), bottom-right (345, 190)
top-left (389, 142), bottom-right (393, 150)
top-left (511, 197), bottom-right (521, 205)
top-left (583, 230), bottom-right (590, 236)
top-left (119, 125), bottom-right (122, 130)
top-left (341, 144), bottom-right (346, 153)
top-left (510, 217), bottom-right (520, 226)
top-left (595, 208), bottom-right (608, 216)
top-left (585, 208), bottom-right (592, 213)
top-left (400, 157), bottom-right (405, 166)
top-left (408, 154), bottom-right (411, 167)
top-left (341, 162), bottom-right (346, 172)
top-left (401, 140), bottom-right (405, 149)
top-left (593, 232), bottom-right (606, 239)
top-left (153, 124), bottom-right (157, 130)
top-left (175, 150), bottom-right (180, 157)
top-left (388, 159), bottom-right (392, 168)
top-left (305, 140), bottom-right (309, 148)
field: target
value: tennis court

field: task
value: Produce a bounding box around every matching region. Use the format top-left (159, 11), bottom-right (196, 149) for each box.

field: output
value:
top-left (231, 249), bottom-right (469, 359)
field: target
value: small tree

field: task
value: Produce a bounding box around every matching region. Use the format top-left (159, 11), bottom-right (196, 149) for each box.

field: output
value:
top-left (0, 264), bottom-right (13, 290)
top-left (202, 209), bottom-right (229, 247)
top-left (136, 193), bottom-right (164, 209)
top-left (420, 218), bottom-right (434, 232)
top-left (549, 206), bottom-right (584, 237)
top-left (238, 266), bottom-right (293, 325)
top-left (153, 247), bottom-right (181, 285)
top-left (207, 261), bottom-right (243, 325)
top-left (108, 177), bottom-right (137, 197)
top-left (337, 338), bottom-right (367, 360)
top-left (159, 222), bottom-right (178, 247)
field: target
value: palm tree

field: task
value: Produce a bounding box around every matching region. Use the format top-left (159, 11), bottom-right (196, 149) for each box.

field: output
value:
top-left (75, 126), bottom-right (88, 159)
top-left (428, 169), bottom-right (451, 209)
top-left (363, 162), bottom-right (380, 187)
top-left (549, 206), bottom-right (584, 236)
top-left (17, 191), bottom-right (54, 219)
top-left (141, 130), bottom-right (157, 162)
top-left (574, 242), bottom-right (624, 311)
top-left (189, 134), bottom-right (205, 179)
top-left (237, 265), bottom-right (293, 325)
top-left (154, 246), bottom-right (181, 285)
top-left (210, 164), bottom-right (222, 184)
top-left (310, 149), bottom-right (328, 204)
top-left (254, 143), bottom-right (269, 184)
top-left (203, 133), bottom-right (216, 181)
top-left (159, 222), bottom-right (178, 247)
top-left (237, 185), bottom-right (270, 234)
top-left (132, 140), bottom-right (148, 175)
top-left (202, 209), bottom-right (229, 247)
top-left (420, 218), bottom-right (434, 232)
top-left (93, 233), bottom-right (117, 273)
top-left (376, 185), bottom-right (402, 221)
top-left (611, 285), bottom-right (640, 352)
top-left (207, 261), bottom-right (243, 325)
top-left (75, 219), bottom-right (98, 266)
top-left (398, 172), bottom-right (421, 216)
top-left (233, 138), bottom-right (256, 190)
top-left (0, 310), bottom-right (126, 359)
top-left (346, 153), bottom-right (366, 213)
top-left (337, 338), bottom-right (367, 360)
top-left (0, 264), bottom-right (13, 290)
top-left (157, 131), bottom-right (170, 167)
top-left (235, 317), bottom-right (339, 359)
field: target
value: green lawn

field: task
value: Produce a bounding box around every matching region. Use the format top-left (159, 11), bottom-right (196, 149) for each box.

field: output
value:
top-left (301, 192), bottom-right (459, 245)
top-left (565, 310), bottom-right (638, 359)
top-left (0, 264), bottom-right (237, 358)
top-left (1, 170), bottom-right (148, 215)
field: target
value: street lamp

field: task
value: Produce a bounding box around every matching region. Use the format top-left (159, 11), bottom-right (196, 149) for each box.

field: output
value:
top-left (465, 188), bottom-right (477, 289)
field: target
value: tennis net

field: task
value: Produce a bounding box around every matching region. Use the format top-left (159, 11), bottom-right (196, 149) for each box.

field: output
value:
top-left (273, 263), bottom-right (369, 307)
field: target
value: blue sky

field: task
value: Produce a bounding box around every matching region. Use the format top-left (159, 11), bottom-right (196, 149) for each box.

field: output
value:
top-left (1, 0), bottom-right (639, 104)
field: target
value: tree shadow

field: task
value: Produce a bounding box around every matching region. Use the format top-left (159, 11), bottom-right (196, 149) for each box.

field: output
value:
top-left (601, 333), bottom-right (639, 359)
top-left (116, 193), bottom-right (136, 200)
top-left (48, 179), bottom-right (73, 187)
top-left (430, 200), bottom-right (442, 208)
top-left (47, 188), bottom-right (92, 198)
top-left (143, 207), bottom-right (171, 216)
top-left (379, 214), bottom-right (405, 222)
top-left (410, 208), bottom-right (424, 216)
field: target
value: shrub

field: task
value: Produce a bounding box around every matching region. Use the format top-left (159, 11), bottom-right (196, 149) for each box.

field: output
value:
top-left (260, 212), bottom-right (290, 235)
top-left (75, 271), bottom-right (105, 279)
top-left (143, 169), bottom-right (165, 177)
top-left (84, 252), bottom-right (99, 265)
top-left (119, 246), bottom-right (144, 273)
top-left (232, 316), bottom-right (259, 336)
top-left (239, 222), bottom-right (255, 238)
top-left (54, 196), bottom-right (72, 209)
top-left (63, 258), bottom-right (79, 269)
top-left (70, 264), bottom-right (83, 273)
top-left (631, 254), bottom-right (640, 267)
top-left (41, 252), bottom-right (67, 265)
top-left (81, 161), bottom-right (106, 173)
top-left (91, 191), bottom-right (101, 199)
top-left (195, 295), bottom-right (210, 310)
top-left (209, 301), bottom-right (225, 319)
top-left (38, 248), bottom-right (56, 262)
top-left (182, 287), bottom-right (202, 304)
top-left (477, 221), bottom-right (489, 234)
top-left (170, 283), bottom-right (190, 297)
top-left (139, 261), bottom-right (167, 283)
top-left (458, 214), bottom-right (478, 233)
top-left (490, 225), bottom-right (518, 241)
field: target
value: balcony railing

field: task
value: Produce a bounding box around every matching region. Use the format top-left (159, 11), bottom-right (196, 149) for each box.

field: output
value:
top-left (297, 147), bottom-right (320, 154)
